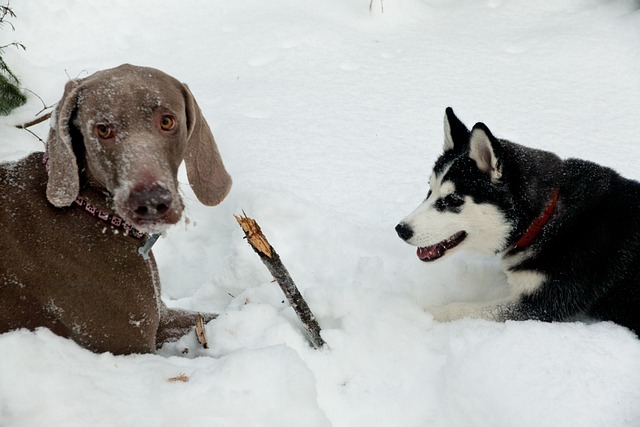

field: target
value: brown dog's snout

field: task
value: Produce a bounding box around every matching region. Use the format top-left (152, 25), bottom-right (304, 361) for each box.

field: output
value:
top-left (127, 182), bottom-right (173, 221)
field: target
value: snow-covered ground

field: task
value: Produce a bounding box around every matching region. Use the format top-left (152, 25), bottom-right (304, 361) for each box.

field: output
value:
top-left (2, 1), bottom-right (640, 426)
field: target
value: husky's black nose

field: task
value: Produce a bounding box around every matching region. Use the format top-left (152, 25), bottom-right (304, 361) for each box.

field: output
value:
top-left (395, 222), bottom-right (414, 241)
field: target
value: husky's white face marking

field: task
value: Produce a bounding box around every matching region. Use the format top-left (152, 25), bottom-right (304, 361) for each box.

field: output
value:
top-left (398, 164), bottom-right (512, 262)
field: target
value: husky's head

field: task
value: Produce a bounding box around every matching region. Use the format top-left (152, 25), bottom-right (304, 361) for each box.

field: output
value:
top-left (396, 108), bottom-right (515, 262)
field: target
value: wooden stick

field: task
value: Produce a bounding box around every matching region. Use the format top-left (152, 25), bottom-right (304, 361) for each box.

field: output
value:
top-left (195, 312), bottom-right (209, 349)
top-left (235, 212), bottom-right (326, 349)
top-left (15, 111), bottom-right (51, 129)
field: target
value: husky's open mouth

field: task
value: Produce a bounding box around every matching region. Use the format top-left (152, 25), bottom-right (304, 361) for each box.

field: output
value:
top-left (417, 231), bottom-right (467, 261)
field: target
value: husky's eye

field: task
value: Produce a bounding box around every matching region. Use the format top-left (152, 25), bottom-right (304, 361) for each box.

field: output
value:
top-left (426, 190), bottom-right (433, 200)
top-left (443, 193), bottom-right (464, 207)
top-left (436, 193), bottom-right (465, 211)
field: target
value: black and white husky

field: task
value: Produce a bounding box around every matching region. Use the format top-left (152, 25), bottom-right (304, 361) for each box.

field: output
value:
top-left (396, 108), bottom-right (640, 336)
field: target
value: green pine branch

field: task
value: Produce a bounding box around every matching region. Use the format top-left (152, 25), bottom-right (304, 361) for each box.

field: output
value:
top-left (0, 1), bottom-right (26, 115)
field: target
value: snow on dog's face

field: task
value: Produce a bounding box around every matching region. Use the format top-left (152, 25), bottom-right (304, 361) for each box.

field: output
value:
top-left (396, 108), bottom-right (513, 262)
top-left (45, 64), bottom-right (232, 235)
top-left (74, 73), bottom-right (189, 234)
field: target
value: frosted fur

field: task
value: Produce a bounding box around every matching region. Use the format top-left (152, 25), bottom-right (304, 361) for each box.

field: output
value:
top-left (46, 80), bottom-right (81, 207)
top-left (182, 84), bottom-right (232, 206)
top-left (2, 65), bottom-right (230, 356)
top-left (43, 64), bottom-right (232, 232)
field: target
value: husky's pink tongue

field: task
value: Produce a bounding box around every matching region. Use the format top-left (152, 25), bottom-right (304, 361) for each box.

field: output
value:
top-left (416, 231), bottom-right (467, 262)
top-left (417, 244), bottom-right (445, 261)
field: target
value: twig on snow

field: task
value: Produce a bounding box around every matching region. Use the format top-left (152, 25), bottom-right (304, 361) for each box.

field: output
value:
top-left (234, 212), bottom-right (326, 350)
top-left (15, 110), bottom-right (51, 129)
top-left (195, 312), bottom-right (209, 349)
top-left (167, 373), bottom-right (189, 383)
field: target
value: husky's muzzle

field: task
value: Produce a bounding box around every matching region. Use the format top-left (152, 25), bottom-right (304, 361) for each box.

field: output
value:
top-left (395, 223), bottom-right (467, 262)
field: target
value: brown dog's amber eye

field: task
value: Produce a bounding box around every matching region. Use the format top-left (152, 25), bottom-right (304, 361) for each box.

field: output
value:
top-left (95, 124), bottom-right (115, 140)
top-left (160, 115), bottom-right (176, 131)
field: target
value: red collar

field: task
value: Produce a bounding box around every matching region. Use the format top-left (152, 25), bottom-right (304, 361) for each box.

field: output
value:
top-left (43, 152), bottom-right (146, 241)
top-left (72, 195), bottom-right (146, 240)
top-left (513, 188), bottom-right (559, 249)
top-left (74, 195), bottom-right (160, 259)
top-left (43, 152), bottom-right (158, 259)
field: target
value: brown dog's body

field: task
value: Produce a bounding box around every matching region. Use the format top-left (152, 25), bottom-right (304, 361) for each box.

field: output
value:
top-left (0, 65), bottom-right (231, 354)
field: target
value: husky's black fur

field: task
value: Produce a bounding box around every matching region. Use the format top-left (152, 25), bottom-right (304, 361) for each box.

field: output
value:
top-left (408, 108), bottom-right (640, 336)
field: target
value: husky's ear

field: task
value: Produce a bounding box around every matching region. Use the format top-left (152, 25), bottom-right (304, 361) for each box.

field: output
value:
top-left (443, 107), bottom-right (470, 152)
top-left (469, 123), bottom-right (502, 181)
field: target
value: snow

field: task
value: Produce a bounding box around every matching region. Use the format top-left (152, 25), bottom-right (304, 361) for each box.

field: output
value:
top-left (1, 0), bottom-right (640, 426)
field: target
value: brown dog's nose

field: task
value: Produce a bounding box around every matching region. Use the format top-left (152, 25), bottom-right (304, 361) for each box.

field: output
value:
top-left (128, 183), bottom-right (173, 220)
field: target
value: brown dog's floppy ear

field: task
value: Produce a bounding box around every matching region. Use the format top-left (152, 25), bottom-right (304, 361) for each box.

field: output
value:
top-left (46, 79), bottom-right (82, 207)
top-left (182, 84), bottom-right (232, 206)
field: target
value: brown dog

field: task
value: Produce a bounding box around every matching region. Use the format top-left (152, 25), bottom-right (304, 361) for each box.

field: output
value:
top-left (0, 64), bottom-right (232, 354)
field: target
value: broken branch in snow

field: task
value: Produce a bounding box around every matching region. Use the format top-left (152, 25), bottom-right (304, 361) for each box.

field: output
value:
top-left (15, 110), bottom-right (53, 145)
top-left (167, 373), bottom-right (189, 383)
top-left (234, 212), bottom-right (326, 350)
top-left (195, 312), bottom-right (209, 349)
top-left (15, 111), bottom-right (51, 129)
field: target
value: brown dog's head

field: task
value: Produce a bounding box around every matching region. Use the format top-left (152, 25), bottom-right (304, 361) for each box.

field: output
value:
top-left (45, 64), bottom-right (232, 233)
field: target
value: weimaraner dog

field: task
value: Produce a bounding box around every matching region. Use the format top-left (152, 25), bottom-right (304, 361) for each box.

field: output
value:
top-left (0, 64), bottom-right (232, 354)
